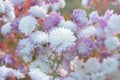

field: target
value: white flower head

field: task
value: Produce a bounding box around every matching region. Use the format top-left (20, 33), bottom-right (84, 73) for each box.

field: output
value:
top-left (81, 26), bottom-right (96, 38)
top-left (105, 36), bottom-right (120, 51)
top-left (1, 22), bottom-right (12, 36)
top-left (17, 38), bottom-right (34, 62)
top-left (48, 27), bottom-right (76, 52)
top-left (0, 0), bottom-right (5, 13)
top-left (102, 57), bottom-right (118, 74)
top-left (30, 31), bottom-right (48, 47)
top-left (0, 65), bottom-right (24, 79)
top-left (30, 58), bottom-right (50, 72)
top-left (108, 14), bottom-right (120, 32)
top-left (29, 6), bottom-right (47, 18)
top-left (4, 0), bottom-right (15, 21)
top-left (19, 16), bottom-right (38, 36)
top-left (85, 58), bottom-right (101, 73)
top-left (58, 20), bottom-right (77, 32)
top-left (29, 68), bottom-right (50, 80)
top-left (92, 72), bottom-right (105, 80)
top-left (51, 0), bottom-right (66, 10)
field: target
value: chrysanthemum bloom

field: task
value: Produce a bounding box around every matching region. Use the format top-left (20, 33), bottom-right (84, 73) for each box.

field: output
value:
top-left (51, 0), bottom-right (66, 10)
top-left (89, 11), bottom-right (99, 24)
top-left (11, 18), bottom-right (20, 32)
top-left (72, 9), bottom-right (88, 28)
top-left (48, 27), bottom-right (76, 53)
top-left (80, 26), bottom-right (96, 38)
top-left (102, 57), bottom-right (118, 74)
top-left (4, 0), bottom-right (15, 21)
top-left (0, 0), bottom-right (5, 14)
top-left (11, 0), bottom-right (26, 6)
top-left (29, 31), bottom-right (48, 47)
top-left (17, 38), bottom-right (34, 62)
top-left (19, 16), bottom-right (38, 36)
top-left (105, 36), bottom-right (120, 51)
top-left (29, 68), bottom-right (50, 80)
top-left (0, 65), bottom-right (25, 80)
top-left (81, 0), bottom-right (92, 7)
top-left (45, 0), bottom-right (59, 4)
top-left (98, 17), bottom-right (107, 29)
top-left (77, 38), bottom-right (96, 56)
top-left (85, 58), bottom-right (101, 73)
top-left (1, 54), bottom-right (15, 66)
top-left (1, 22), bottom-right (12, 36)
top-left (30, 58), bottom-right (50, 72)
top-left (29, 5), bottom-right (47, 18)
top-left (104, 9), bottom-right (113, 20)
top-left (108, 14), bottom-right (120, 33)
top-left (58, 20), bottom-right (77, 32)
top-left (44, 12), bottom-right (63, 31)
top-left (91, 72), bottom-right (105, 80)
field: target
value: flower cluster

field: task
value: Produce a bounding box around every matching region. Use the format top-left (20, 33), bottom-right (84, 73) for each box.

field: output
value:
top-left (0, 0), bottom-right (120, 80)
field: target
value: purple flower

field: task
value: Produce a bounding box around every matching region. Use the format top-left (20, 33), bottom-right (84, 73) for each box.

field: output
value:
top-left (0, 54), bottom-right (15, 66)
top-left (45, 0), bottom-right (59, 4)
top-left (98, 17), bottom-right (107, 29)
top-left (89, 11), bottom-right (99, 24)
top-left (11, 18), bottom-right (20, 32)
top-left (104, 9), bottom-right (113, 20)
top-left (72, 9), bottom-right (88, 28)
top-left (77, 38), bottom-right (97, 57)
top-left (44, 12), bottom-right (63, 31)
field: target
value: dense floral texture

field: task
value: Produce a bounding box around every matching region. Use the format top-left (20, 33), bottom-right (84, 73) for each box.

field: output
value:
top-left (0, 0), bottom-right (120, 80)
top-left (48, 27), bottom-right (76, 52)
top-left (19, 16), bottom-right (38, 35)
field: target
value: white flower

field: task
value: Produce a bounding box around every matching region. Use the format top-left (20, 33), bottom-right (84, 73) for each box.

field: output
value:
top-left (0, 65), bottom-right (24, 79)
top-left (108, 14), bottom-right (120, 32)
top-left (58, 20), bottom-right (77, 32)
top-left (48, 27), bottom-right (76, 52)
top-left (92, 72), bottom-right (105, 80)
top-left (0, 0), bottom-right (5, 13)
top-left (30, 31), bottom-right (48, 46)
top-left (29, 68), bottom-right (50, 80)
top-left (105, 36), bottom-right (120, 51)
top-left (81, 26), bottom-right (96, 38)
top-left (11, 0), bottom-right (26, 6)
top-left (102, 57), bottom-right (118, 74)
top-left (1, 22), bottom-right (12, 36)
top-left (81, 0), bottom-right (91, 7)
top-left (30, 58), bottom-right (50, 72)
top-left (51, 0), bottom-right (66, 10)
top-left (85, 58), bottom-right (101, 73)
top-left (17, 38), bottom-right (34, 62)
top-left (19, 16), bottom-right (38, 35)
top-left (4, 0), bottom-right (15, 21)
top-left (71, 57), bottom-right (84, 72)
top-left (29, 6), bottom-right (47, 18)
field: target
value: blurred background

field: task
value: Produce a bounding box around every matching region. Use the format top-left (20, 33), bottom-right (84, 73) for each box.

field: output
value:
top-left (60, 0), bottom-right (120, 19)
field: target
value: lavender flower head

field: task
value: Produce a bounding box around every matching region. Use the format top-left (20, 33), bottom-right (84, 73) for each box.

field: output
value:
top-left (45, 0), bottom-right (59, 4)
top-left (0, 54), bottom-right (15, 66)
top-left (77, 38), bottom-right (97, 57)
top-left (89, 11), bottom-right (99, 24)
top-left (44, 12), bottom-right (63, 31)
top-left (104, 9), bottom-right (113, 20)
top-left (72, 9), bottom-right (88, 28)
